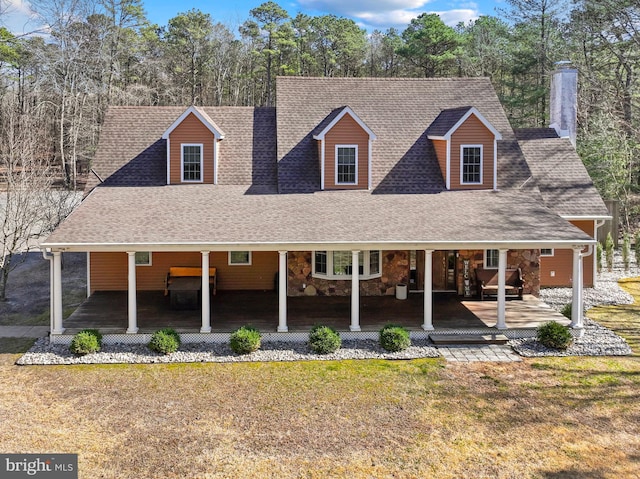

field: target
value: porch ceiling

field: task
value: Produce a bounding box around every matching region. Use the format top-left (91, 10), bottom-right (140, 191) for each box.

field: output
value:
top-left (42, 185), bottom-right (594, 252)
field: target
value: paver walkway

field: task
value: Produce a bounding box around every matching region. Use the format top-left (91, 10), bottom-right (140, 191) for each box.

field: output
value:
top-left (437, 344), bottom-right (522, 362)
top-left (0, 326), bottom-right (49, 338)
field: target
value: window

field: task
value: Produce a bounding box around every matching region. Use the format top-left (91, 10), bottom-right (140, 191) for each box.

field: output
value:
top-left (540, 248), bottom-right (554, 257)
top-left (312, 250), bottom-right (381, 279)
top-left (336, 145), bottom-right (357, 185)
top-left (182, 144), bottom-right (203, 182)
top-left (229, 251), bottom-right (251, 265)
top-left (135, 252), bottom-right (152, 266)
top-left (461, 145), bottom-right (482, 185)
top-left (484, 249), bottom-right (499, 269)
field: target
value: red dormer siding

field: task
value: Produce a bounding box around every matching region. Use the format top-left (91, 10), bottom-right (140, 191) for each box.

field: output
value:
top-left (324, 114), bottom-right (370, 190)
top-left (449, 114), bottom-right (495, 190)
top-left (168, 112), bottom-right (215, 184)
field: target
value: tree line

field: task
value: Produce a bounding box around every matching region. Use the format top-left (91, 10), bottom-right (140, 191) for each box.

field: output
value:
top-left (0, 0), bottom-right (638, 211)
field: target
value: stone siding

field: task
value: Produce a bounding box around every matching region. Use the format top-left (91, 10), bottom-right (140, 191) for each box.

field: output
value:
top-left (287, 251), bottom-right (410, 296)
top-left (456, 249), bottom-right (540, 297)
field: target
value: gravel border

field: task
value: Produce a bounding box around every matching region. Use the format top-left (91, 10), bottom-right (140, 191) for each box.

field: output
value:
top-left (16, 338), bottom-right (441, 366)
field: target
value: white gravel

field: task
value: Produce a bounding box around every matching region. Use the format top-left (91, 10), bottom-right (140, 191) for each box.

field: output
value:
top-left (16, 338), bottom-right (441, 366)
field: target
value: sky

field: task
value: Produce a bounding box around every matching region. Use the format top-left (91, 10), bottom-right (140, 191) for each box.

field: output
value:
top-left (2, 0), bottom-right (506, 36)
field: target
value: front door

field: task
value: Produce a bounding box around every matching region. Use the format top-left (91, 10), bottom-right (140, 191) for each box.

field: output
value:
top-left (412, 250), bottom-right (457, 291)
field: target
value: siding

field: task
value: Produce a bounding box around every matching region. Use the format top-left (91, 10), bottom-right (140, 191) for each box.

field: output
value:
top-left (90, 251), bottom-right (279, 292)
top-left (540, 220), bottom-right (595, 288)
top-left (432, 139), bottom-right (447, 185)
top-left (449, 114), bottom-right (494, 190)
top-left (169, 112), bottom-right (215, 184)
top-left (323, 115), bottom-right (369, 189)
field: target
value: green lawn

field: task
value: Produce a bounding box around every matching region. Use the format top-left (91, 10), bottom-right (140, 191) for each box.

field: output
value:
top-left (1, 280), bottom-right (638, 479)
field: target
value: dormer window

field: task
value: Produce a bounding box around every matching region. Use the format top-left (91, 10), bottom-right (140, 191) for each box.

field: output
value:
top-left (336, 145), bottom-right (358, 185)
top-left (461, 145), bottom-right (482, 185)
top-left (181, 144), bottom-right (203, 182)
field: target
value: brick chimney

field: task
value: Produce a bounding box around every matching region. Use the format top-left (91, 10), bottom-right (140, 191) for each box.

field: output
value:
top-left (549, 61), bottom-right (578, 148)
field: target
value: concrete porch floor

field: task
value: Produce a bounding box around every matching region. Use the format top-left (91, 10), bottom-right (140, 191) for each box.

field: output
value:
top-left (62, 290), bottom-right (570, 335)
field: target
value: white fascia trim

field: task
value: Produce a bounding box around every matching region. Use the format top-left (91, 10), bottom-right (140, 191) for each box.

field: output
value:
top-left (213, 139), bottom-right (219, 185)
top-left (460, 144), bottom-right (483, 186)
top-left (427, 107), bottom-right (503, 141)
top-left (561, 215), bottom-right (613, 221)
top-left (335, 144), bottom-right (358, 186)
top-left (445, 140), bottom-right (451, 190)
top-left (368, 138), bottom-right (372, 190)
top-left (320, 139), bottom-right (325, 190)
top-left (162, 105), bottom-right (225, 140)
top-left (181, 143), bottom-right (204, 183)
top-left (166, 137), bottom-right (171, 185)
top-left (312, 106), bottom-right (376, 140)
top-left (42, 239), bottom-right (597, 254)
top-left (493, 138), bottom-right (498, 191)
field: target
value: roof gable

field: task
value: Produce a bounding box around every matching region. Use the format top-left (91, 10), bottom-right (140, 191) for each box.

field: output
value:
top-left (313, 106), bottom-right (377, 140)
top-left (427, 106), bottom-right (502, 141)
top-left (161, 105), bottom-right (225, 140)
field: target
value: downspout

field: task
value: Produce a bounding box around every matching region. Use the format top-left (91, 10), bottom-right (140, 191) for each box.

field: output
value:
top-left (42, 249), bottom-right (54, 336)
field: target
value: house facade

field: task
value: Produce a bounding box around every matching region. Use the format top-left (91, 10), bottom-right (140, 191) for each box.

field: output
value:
top-left (41, 71), bottom-right (609, 340)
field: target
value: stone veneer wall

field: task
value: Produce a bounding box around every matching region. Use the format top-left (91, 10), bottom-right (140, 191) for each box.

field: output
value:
top-left (456, 249), bottom-right (540, 296)
top-left (287, 251), bottom-right (410, 296)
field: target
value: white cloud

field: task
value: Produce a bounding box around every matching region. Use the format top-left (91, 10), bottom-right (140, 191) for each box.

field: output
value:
top-left (297, 0), bottom-right (479, 30)
top-left (1, 0), bottom-right (41, 35)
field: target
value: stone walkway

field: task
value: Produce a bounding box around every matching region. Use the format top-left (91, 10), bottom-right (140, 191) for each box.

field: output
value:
top-left (0, 326), bottom-right (49, 338)
top-left (437, 344), bottom-right (522, 362)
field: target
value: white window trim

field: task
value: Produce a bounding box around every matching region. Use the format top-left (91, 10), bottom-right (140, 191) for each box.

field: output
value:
top-left (135, 252), bottom-right (152, 267)
top-left (228, 251), bottom-right (252, 266)
top-left (460, 144), bottom-right (483, 185)
top-left (181, 143), bottom-right (204, 183)
top-left (312, 250), bottom-right (382, 280)
top-left (540, 248), bottom-right (555, 257)
top-left (335, 144), bottom-right (358, 185)
top-left (484, 249), bottom-right (499, 269)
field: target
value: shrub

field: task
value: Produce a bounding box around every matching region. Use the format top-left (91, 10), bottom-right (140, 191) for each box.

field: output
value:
top-left (623, 233), bottom-right (630, 270)
top-left (537, 321), bottom-right (573, 349)
top-left (560, 302), bottom-right (572, 320)
top-left (379, 324), bottom-right (411, 352)
top-left (605, 232), bottom-right (614, 272)
top-left (230, 326), bottom-right (261, 354)
top-left (148, 328), bottom-right (181, 354)
top-left (596, 241), bottom-right (603, 273)
top-left (69, 329), bottom-right (102, 355)
top-left (308, 325), bottom-right (341, 354)
top-left (635, 232), bottom-right (640, 267)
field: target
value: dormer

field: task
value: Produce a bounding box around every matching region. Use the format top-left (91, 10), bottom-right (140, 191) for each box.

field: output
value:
top-left (313, 106), bottom-right (376, 190)
top-left (162, 106), bottom-right (225, 185)
top-left (427, 107), bottom-right (502, 190)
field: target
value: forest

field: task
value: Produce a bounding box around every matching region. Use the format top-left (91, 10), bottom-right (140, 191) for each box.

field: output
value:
top-left (0, 0), bottom-right (638, 221)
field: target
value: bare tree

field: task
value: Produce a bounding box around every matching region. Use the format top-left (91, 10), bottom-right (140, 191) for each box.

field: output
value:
top-left (0, 98), bottom-right (79, 301)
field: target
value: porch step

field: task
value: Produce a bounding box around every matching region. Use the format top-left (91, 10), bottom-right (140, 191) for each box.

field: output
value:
top-left (429, 334), bottom-right (509, 345)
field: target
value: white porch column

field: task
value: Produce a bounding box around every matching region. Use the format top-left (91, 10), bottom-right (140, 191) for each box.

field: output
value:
top-left (126, 252), bottom-right (138, 334)
top-left (422, 250), bottom-right (434, 330)
top-left (571, 246), bottom-right (584, 329)
top-left (278, 251), bottom-right (288, 332)
top-left (52, 251), bottom-right (64, 334)
top-left (496, 249), bottom-right (508, 330)
top-left (200, 251), bottom-right (211, 333)
top-left (350, 250), bottom-right (361, 332)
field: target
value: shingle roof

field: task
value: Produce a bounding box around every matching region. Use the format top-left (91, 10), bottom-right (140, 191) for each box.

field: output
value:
top-left (276, 77), bottom-right (532, 194)
top-left (43, 185), bottom-right (594, 249)
top-left (514, 128), bottom-right (559, 141)
top-left (518, 137), bottom-right (609, 217)
top-left (426, 106), bottom-right (473, 137)
top-left (87, 106), bottom-right (277, 191)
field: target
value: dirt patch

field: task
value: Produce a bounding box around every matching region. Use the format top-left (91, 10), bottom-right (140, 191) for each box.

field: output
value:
top-left (0, 252), bottom-right (86, 326)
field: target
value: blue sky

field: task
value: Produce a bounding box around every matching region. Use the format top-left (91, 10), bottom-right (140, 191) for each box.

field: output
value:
top-left (3, 0), bottom-right (505, 36)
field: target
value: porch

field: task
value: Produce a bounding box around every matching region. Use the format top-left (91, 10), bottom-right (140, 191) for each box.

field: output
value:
top-left (61, 290), bottom-right (569, 336)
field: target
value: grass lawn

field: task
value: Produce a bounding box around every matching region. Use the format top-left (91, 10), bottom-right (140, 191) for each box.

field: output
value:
top-left (1, 283), bottom-right (639, 478)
